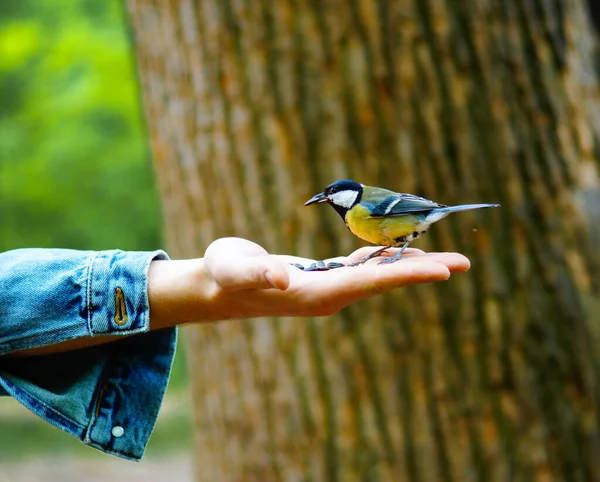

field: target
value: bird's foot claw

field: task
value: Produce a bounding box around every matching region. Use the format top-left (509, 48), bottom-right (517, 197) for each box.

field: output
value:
top-left (347, 260), bottom-right (365, 267)
top-left (348, 250), bottom-right (389, 267)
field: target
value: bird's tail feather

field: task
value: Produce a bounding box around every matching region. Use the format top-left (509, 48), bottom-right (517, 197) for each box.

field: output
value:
top-left (438, 203), bottom-right (500, 213)
top-left (424, 203), bottom-right (499, 224)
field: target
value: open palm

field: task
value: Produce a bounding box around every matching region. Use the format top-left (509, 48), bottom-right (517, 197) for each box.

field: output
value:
top-left (203, 237), bottom-right (471, 319)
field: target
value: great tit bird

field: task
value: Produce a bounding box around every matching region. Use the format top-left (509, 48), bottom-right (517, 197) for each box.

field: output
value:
top-left (305, 180), bottom-right (499, 265)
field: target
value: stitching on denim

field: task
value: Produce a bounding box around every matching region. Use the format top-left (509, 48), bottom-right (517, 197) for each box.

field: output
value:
top-left (0, 329), bottom-right (87, 356)
top-left (0, 377), bottom-right (86, 431)
top-left (86, 439), bottom-right (141, 460)
top-left (138, 250), bottom-right (168, 333)
top-left (0, 325), bottom-right (150, 356)
top-left (142, 253), bottom-right (157, 328)
top-left (86, 252), bottom-right (100, 335)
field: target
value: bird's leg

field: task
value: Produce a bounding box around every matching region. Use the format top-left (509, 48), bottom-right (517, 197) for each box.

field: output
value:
top-left (290, 244), bottom-right (405, 271)
top-left (348, 246), bottom-right (392, 267)
top-left (377, 241), bottom-right (410, 265)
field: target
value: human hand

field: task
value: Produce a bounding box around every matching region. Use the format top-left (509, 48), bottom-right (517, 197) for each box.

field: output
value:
top-left (148, 237), bottom-right (470, 325)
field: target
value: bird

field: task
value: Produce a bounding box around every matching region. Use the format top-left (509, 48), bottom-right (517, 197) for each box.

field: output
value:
top-left (304, 179), bottom-right (499, 265)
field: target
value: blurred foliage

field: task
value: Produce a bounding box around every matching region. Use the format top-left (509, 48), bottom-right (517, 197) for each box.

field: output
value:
top-left (0, 0), bottom-right (191, 461)
top-left (0, 0), bottom-right (161, 251)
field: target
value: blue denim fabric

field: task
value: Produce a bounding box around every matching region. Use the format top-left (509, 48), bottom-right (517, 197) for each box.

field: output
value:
top-left (0, 249), bottom-right (177, 461)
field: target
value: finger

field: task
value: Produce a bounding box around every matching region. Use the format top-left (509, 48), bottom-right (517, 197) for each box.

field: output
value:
top-left (360, 251), bottom-right (470, 273)
top-left (294, 254), bottom-right (470, 309)
top-left (331, 259), bottom-right (452, 295)
top-left (397, 248), bottom-right (428, 258)
top-left (292, 259), bottom-right (452, 315)
top-left (415, 252), bottom-right (471, 272)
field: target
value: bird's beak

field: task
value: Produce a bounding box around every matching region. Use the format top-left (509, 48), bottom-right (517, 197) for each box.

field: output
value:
top-left (304, 192), bottom-right (329, 206)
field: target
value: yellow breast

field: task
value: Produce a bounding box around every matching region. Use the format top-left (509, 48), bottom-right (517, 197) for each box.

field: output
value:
top-left (344, 204), bottom-right (418, 246)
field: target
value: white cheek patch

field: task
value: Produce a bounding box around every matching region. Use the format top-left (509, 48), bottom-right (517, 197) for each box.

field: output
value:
top-left (328, 190), bottom-right (359, 208)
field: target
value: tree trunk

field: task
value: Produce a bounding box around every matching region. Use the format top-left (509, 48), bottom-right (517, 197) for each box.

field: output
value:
top-left (128, 0), bottom-right (600, 480)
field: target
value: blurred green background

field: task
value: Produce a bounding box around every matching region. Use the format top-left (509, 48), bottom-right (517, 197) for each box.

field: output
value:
top-left (0, 0), bottom-right (193, 478)
top-left (0, 0), bottom-right (159, 250)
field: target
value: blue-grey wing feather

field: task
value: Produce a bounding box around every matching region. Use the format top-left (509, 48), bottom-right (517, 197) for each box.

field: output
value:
top-left (369, 193), bottom-right (445, 217)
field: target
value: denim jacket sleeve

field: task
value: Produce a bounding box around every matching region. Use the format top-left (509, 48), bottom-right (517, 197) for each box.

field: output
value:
top-left (0, 248), bottom-right (177, 461)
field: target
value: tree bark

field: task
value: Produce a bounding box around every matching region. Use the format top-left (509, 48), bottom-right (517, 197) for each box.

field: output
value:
top-left (128, 0), bottom-right (600, 480)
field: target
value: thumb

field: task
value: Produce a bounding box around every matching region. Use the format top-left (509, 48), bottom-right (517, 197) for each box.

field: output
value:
top-left (205, 238), bottom-right (290, 292)
top-left (216, 256), bottom-right (290, 291)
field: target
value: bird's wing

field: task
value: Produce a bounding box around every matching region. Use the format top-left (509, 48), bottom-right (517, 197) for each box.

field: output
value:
top-left (368, 192), bottom-right (445, 217)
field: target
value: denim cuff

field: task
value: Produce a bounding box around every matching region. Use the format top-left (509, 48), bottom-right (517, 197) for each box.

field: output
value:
top-left (0, 249), bottom-right (168, 355)
top-left (87, 250), bottom-right (167, 335)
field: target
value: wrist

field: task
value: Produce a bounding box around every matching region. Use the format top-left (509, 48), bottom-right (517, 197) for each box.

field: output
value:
top-left (148, 258), bottom-right (222, 328)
